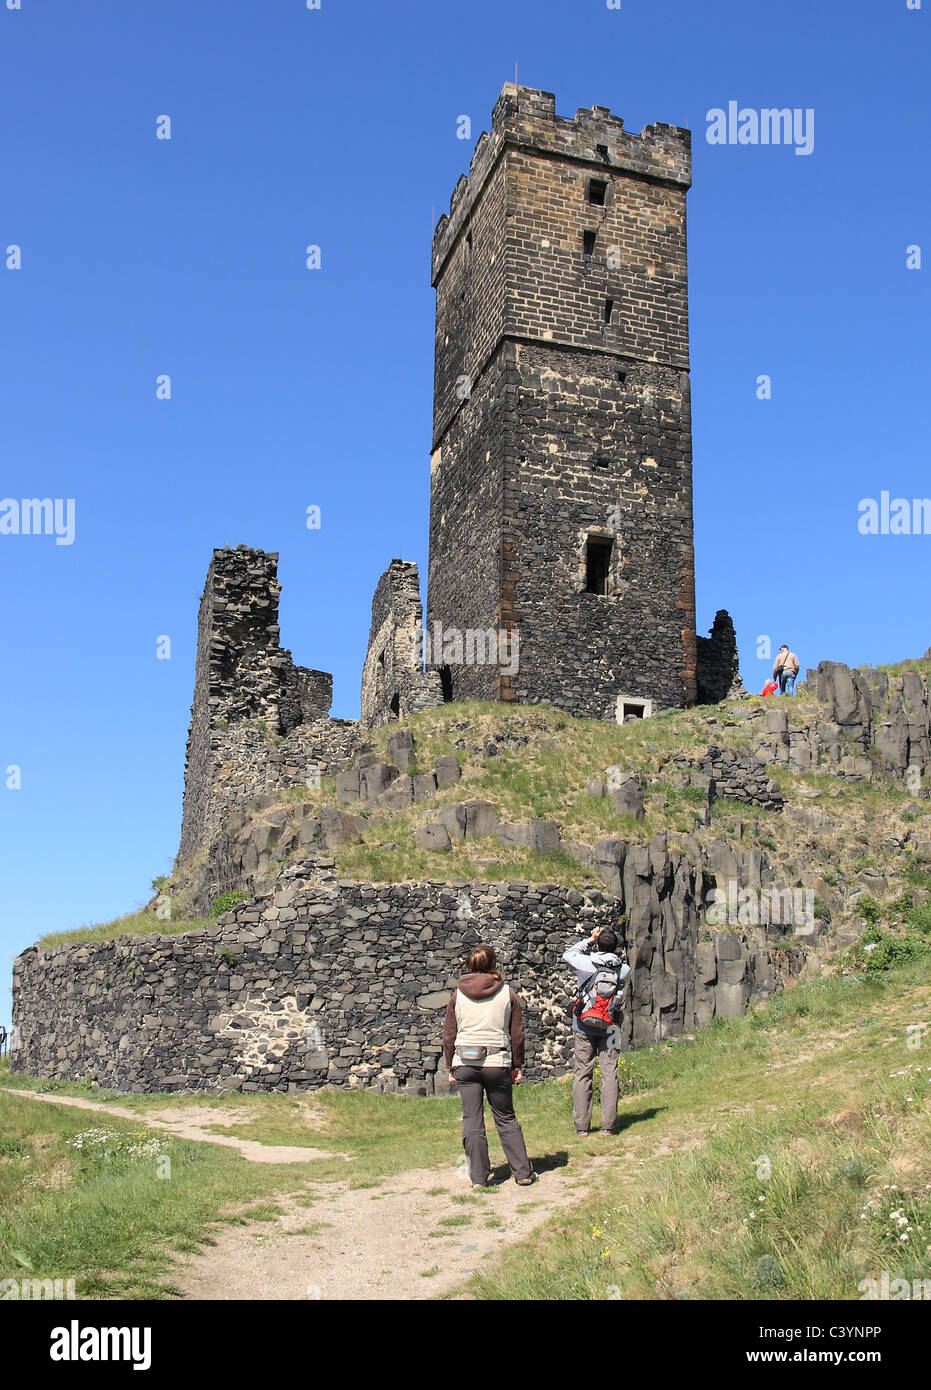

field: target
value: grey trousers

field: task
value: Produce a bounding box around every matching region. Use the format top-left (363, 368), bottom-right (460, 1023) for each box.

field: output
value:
top-left (454, 1065), bottom-right (533, 1183)
top-left (572, 1032), bottom-right (620, 1133)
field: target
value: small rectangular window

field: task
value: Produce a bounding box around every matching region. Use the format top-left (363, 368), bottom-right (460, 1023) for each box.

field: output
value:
top-left (596, 144), bottom-right (609, 161)
top-left (583, 230), bottom-right (596, 256)
top-left (622, 701), bottom-right (645, 722)
top-left (617, 370), bottom-right (627, 384)
top-left (588, 179), bottom-right (608, 206)
top-left (604, 298), bottom-right (614, 323)
top-left (585, 536), bottom-right (613, 595)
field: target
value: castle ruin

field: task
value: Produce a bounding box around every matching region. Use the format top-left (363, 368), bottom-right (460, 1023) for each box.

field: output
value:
top-left (177, 86), bottom-right (737, 863)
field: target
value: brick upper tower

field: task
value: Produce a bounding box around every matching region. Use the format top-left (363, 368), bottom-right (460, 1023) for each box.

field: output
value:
top-left (426, 85), bottom-right (698, 718)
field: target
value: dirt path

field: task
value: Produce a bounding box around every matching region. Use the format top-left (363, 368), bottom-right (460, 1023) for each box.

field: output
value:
top-left (175, 1155), bottom-right (614, 1301)
top-left (176, 1120), bottom-right (711, 1301)
top-left (1, 1087), bottom-right (702, 1300)
top-left (2, 1089), bottom-right (340, 1164)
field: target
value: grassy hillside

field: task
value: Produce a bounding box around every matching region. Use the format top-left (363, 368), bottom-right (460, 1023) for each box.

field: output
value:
top-left (35, 676), bottom-right (931, 956)
top-left (2, 951), bottom-right (929, 1299)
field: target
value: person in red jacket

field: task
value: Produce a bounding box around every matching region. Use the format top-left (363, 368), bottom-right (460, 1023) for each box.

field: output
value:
top-left (442, 943), bottom-right (537, 1188)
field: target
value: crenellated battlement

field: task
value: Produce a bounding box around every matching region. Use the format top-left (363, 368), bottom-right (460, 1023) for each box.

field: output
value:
top-left (432, 84), bottom-right (691, 284)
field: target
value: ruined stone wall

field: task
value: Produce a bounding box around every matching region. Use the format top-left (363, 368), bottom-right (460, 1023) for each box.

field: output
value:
top-left (427, 85), bottom-right (697, 716)
top-left (360, 560), bottom-right (443, 728)
top-left (191, 719), bottom-right (362, 859)
top-left (697, 610), bottom-right (746, 704)
top-left (179, 546), bottom-right (360, 862)
top-left (12, 848), bottom-right (801, 1095)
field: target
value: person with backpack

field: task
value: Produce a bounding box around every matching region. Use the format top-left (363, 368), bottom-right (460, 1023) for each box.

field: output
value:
top-left (563, 926), bottom-right (631, 1136)
top-left (442, 943), bottom-right (537, 1188)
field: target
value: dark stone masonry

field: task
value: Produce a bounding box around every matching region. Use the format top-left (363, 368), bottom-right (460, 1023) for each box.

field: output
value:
top-left (360, 560), bottom-right (444, 729)
top-left (696, 610), bottom-right (748, 705)
top-left (12, 848), bottom-right (801, 1094)
top-left (427, 85), bottom-right (702, 717)
top-left (178, 545), bottom-right (361, 861)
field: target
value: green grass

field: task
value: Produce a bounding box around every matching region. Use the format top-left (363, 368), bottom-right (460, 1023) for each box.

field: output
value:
top-left (456, 957), bottom-right (931, 1301)
top-left (0, 1090), bottom-right (314, 1298)
top-left (3, 953), bottom-right (931, 1300)
top-left (37, 909), bottom-right (212, 950)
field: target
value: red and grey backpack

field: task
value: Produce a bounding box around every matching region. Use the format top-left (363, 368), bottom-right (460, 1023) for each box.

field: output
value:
top-left (573, 965), bottom-right (624, 1034)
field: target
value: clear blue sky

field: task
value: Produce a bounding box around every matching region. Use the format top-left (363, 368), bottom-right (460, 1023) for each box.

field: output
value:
top-left (2, 0), bottom-right (929, 1009)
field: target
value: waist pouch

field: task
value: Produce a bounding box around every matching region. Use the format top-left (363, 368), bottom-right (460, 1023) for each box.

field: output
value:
top-left (457, 1045), bottom-right (489, 1063)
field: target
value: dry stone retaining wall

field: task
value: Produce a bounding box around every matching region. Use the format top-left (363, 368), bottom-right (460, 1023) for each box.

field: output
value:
top-left (13, 846), bottom-right (802, 1094)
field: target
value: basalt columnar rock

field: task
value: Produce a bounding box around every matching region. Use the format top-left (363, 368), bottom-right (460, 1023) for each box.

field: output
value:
top-left (729, 661), bottom-right (931, 786)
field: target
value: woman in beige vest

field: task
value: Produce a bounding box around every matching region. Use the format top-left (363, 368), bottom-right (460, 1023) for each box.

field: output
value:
top-left (442, 944), bottom-right (537, 1187)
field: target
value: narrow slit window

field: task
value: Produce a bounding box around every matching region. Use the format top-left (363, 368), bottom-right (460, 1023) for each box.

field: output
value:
top-left (596, 143), bottom-right (609, 161)
top-left (588, 179), bottom-right (608, 206)
top-left (617, 370), bottom-right (627, 384)
top-left (604, 298), bottom-right (614, 323)
top-left (585, 535), bottom-right (613, 595)
top-left (583, 230), bottom-right (596, 256)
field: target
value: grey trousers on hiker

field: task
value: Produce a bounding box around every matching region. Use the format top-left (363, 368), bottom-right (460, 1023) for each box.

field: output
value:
top-left (454, 1065), bottom-right (533, 1183)
top-left (572, 1033), bottom-right (620, 1133)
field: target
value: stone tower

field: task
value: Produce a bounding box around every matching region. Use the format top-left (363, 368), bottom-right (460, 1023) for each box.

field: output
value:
top-left (427, 85), bottom-right (698, 719)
